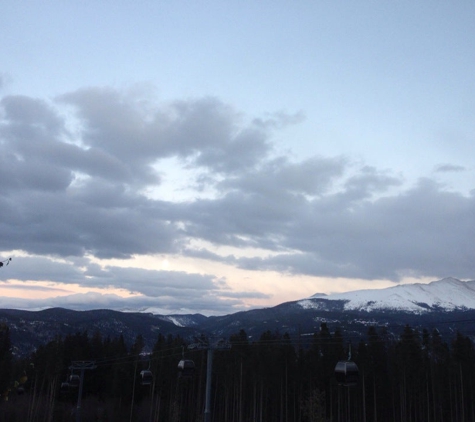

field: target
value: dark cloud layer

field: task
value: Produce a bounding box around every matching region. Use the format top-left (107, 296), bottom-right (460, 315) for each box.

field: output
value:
top-left (1, 87), bottom-right (474, 313)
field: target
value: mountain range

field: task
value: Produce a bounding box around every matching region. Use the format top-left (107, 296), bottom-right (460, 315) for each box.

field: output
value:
top-left (2, 277), bottom-right (475, 356)
top-left (301, 277), bottom-right (475, 313)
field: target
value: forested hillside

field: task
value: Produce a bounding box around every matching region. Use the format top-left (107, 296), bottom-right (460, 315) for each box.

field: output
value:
top-left (0, 322), bottom-right (474, 421)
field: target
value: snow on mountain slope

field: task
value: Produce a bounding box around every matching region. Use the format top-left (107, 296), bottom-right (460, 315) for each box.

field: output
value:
top-left (299, 278), bottom-right (475, 313)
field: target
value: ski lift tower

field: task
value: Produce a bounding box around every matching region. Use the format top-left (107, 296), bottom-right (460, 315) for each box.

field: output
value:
top-left (189, 338), bottom-right (231, 422)
top-left (69, 360), bottom-right (97, 422)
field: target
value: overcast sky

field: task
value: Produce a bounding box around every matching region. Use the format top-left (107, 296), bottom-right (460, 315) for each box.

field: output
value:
top-left (0, 1), bottom-right (474, 316)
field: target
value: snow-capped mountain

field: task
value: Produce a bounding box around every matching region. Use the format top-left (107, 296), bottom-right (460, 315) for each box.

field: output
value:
top-left (3, 277), bottom-right (475, 356)
top-left (299, 277), bottom-right (475, 313)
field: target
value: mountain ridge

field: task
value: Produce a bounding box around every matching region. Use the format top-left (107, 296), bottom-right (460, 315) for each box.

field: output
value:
top-left (2, 277), bottom-right (475, 356)
top-left (302, 277), bottom-right (475, 313)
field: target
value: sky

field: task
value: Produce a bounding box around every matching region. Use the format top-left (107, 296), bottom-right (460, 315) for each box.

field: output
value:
top-left (0, 1), bottom-right (474, 316)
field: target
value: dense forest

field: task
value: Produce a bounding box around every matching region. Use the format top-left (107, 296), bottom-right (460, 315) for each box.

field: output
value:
top-left (0, 321), bottom-right (474, 422)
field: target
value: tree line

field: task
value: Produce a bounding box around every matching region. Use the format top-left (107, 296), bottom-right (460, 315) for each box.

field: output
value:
top-left (0, 321), bottom-right (474, 421)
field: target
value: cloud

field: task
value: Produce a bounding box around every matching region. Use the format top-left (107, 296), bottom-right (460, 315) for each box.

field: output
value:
top-left (435, 163), bottom-right (466, 173)
top-left (57, 89), bottom-right (272, 177)
top-left (0, 291), bottom-right (245, 316)
top-left (183, 178), bottom-right (475, 281)
top-left (1, 86), bottom-right (474, 315)
top-left (4, 256), bottom-right (221, 294)
top-left (0, 255), bottom-right (265, 315)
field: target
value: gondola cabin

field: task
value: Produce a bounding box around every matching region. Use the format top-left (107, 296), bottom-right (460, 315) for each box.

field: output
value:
top-left (69, 374), bottom-right (80, 388)
top-left (60, 382), bottom-right (70, 394)
top-left (140, 370), bottom-right (153, 386)
top-left (334, 361), bottom-right (359, 387)
top-left (177, 359), bottom-right (195, 378)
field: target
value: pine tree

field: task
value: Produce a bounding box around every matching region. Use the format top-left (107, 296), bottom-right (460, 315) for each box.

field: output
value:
top-left (0, 323), bottom-right (12, 396)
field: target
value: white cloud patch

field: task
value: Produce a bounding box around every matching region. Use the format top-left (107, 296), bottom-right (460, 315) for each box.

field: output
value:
top-left (435, 163), bottom-right (466, 173)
